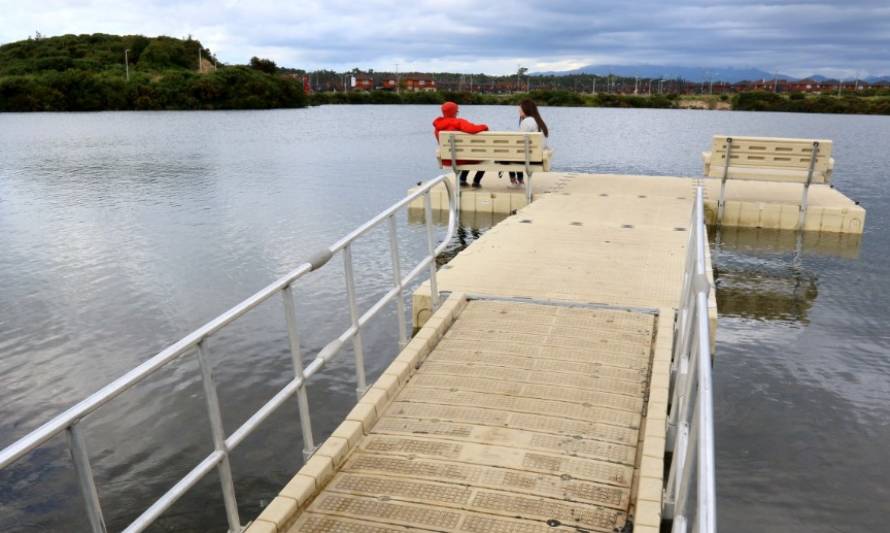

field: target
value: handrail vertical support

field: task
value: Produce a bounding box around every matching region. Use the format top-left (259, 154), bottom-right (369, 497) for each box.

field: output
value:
top-left (67, 424), bottom-right (108, 533)
top-left (523, 134), bottom-right (533, 204)
top-left (387, 216), bottom-right (409, 348)
top-left (195, 342), bottom-right (241, 533)
top-left (281, 285), bottom-right (317, 461)
top-left (716, 137), bottom-right (733, 225)
top-left (342, 244), bottom-right (368, 397)
top-left (798, 141), bottom-right (819, 230)
top-left (423, 192), bottom-right (441, 312)
top-left (449, 134), bottom-right (461, 211)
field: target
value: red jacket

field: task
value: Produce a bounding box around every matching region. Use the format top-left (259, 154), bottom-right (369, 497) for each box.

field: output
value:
top-left (434, 101), bottom-right (488, 166)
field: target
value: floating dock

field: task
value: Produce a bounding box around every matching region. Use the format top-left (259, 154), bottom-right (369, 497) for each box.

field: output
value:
top-left (247, 170), bottom-right (862, 533)
top-left (249, 172), bottom-right (724, 533)
top-left (409, 172), bottom-right (865, 234)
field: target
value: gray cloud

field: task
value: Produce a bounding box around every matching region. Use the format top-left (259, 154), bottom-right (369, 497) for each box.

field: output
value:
top-left (1, 0), bottom-right (887, 77)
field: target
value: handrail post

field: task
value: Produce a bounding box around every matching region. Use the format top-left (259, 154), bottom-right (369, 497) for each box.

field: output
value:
top-left (195, 342), bottom-right (241, 533)
top-left (387, 215), bottom-right (409, 348)
top-left (696, 289), bottom-right (717, 533)
top-left (798, 141), bottom-right (819, 230)
top-left (343, 244), bottom-right (368, 397)
top-left (67, 424), bottom-right (108, 533)
top-left (716, 137), bottom-right (732, 225)
top-left (523, 134), bottom-right (532, 204)
top-left (449, 134), bottom-right (461, 211)
top-left (281, 285), bottom-right (317, 460)
top-left (424, 191), bottom-right (441, 312)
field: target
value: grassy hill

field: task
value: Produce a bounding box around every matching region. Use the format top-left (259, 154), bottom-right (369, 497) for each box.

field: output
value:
top-left (0, 33), bottom-right (306, 111)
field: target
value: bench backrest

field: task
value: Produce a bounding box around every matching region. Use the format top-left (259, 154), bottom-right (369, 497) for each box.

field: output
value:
top-left (708, 135), bottom-right (833, 182)
top-left (437, 132), bottom-right (546, 163)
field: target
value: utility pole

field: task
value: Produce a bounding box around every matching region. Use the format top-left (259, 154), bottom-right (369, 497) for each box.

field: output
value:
top-left (592, 78), bottom-right (596, 94)
top-left (124, 49), bottom-right (130, 81)
top-left (395, 63), bottom-right (400, 94)
top-left (198, 47), bottom-right (203, 73)
top-left (634, 77), bottom-right (639, 94)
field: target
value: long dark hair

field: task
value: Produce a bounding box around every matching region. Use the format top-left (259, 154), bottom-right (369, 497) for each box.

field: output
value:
top-left (520, 99), bottom-right (548, 137)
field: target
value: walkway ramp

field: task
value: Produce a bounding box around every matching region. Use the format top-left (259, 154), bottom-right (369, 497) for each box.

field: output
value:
top-left (284, 298), bottom-right (656, 533)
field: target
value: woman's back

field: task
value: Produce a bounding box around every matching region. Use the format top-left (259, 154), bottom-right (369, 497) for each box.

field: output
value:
top-left (519, 116), bottom-right (547, 147)
top-left (519, 116), bottom-right (539, 133)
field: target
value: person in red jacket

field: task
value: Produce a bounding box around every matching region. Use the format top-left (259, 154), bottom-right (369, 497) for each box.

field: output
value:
top-left (433, 101), bottom-right (489, 187)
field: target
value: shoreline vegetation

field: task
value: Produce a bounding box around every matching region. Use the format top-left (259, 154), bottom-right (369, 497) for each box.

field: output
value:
top-left (307, 90), bottom-right (890, 115)
top-left (1, 33), bottom-right (889, 115)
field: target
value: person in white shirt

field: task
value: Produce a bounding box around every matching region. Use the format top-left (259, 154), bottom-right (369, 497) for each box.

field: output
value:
top-left (510, 99), bottom-right (549, 186)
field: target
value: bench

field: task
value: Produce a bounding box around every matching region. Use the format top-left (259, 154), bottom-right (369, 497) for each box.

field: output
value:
top-left (437, 131), bottom-right (553, 202)
top-left (702, 135), bottom-right (834, 228)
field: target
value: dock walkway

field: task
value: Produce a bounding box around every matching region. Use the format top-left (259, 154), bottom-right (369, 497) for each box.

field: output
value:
top-left (290, 299), bottom-right (655, 533)
top-left (249, 173), bottom-right (705, 533)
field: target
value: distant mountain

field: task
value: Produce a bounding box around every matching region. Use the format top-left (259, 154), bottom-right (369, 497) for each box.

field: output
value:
top-left (866, 75), bottom-right (890, 83)
top-left (534, 64), bottom-right (796, 83)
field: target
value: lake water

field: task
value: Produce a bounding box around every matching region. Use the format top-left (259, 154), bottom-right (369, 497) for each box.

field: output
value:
top-left (1, 106), bottom-right (888, 532)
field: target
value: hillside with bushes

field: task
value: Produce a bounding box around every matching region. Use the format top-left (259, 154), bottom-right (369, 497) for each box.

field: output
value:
top-left (0, 33), bottom-right (306, 111)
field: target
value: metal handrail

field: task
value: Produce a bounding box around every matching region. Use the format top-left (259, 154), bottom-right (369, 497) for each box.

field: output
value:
top-left (663, 186), bottom-right (717, 533)
top-left (0, 174), bottom-right (458, 533)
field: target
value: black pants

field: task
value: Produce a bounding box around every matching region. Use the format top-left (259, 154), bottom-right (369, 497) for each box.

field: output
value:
top-left (509, 171), bottom-right (525, 183)
top-left (459, 170), bottom-right (485, 185)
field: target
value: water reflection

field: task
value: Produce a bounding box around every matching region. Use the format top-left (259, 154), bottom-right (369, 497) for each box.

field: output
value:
top-left (713, 226), bottom-right (861, 260)
top-left (715, 265), bottom-right (818, 323)
top-left (711, 226), bottom-right (861, 323)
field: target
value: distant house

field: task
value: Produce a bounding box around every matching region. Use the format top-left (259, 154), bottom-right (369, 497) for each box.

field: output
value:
top-left (379, 77), bottom-right (398, 91)
top-left (404, 76), bottom-right (437, 92)
top-left (352, 73), bottom-right (373, 91)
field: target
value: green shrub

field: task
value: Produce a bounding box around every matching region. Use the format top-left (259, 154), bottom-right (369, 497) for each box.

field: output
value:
top-left (731, 91), bottom-right (787, 111)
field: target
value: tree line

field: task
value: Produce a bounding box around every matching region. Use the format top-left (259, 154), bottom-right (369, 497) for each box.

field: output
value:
top-left (308, 89), bottom-right (679, 108)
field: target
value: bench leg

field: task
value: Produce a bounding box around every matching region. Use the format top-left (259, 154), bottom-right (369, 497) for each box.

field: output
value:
top-left (716, 177), bottom-right (728, 225)
top-left (798, 183), bottom-right (810, 230)
top-left (798, 141), bottom-right (820, 231)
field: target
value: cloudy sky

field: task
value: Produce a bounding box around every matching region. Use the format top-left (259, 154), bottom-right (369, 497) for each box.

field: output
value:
top-left (1, 0), bottom-right (887, 77)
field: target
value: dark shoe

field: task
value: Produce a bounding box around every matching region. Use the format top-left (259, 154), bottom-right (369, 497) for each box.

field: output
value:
top-left (471, 182), bottom-right (482, 188)
top-left (459, 181), bottom-right (469, 188)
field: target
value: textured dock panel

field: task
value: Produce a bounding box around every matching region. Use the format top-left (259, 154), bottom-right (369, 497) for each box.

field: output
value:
top-left (289, 300), bottom-right (656, 533)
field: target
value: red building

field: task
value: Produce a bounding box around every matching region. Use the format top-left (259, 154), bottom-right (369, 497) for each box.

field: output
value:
top-left (404, 76), bottom-right (437, 92)
top-left (379, 77), bottom-right (398, 90)
top-left (352, 73), bottom-right (373, 91)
